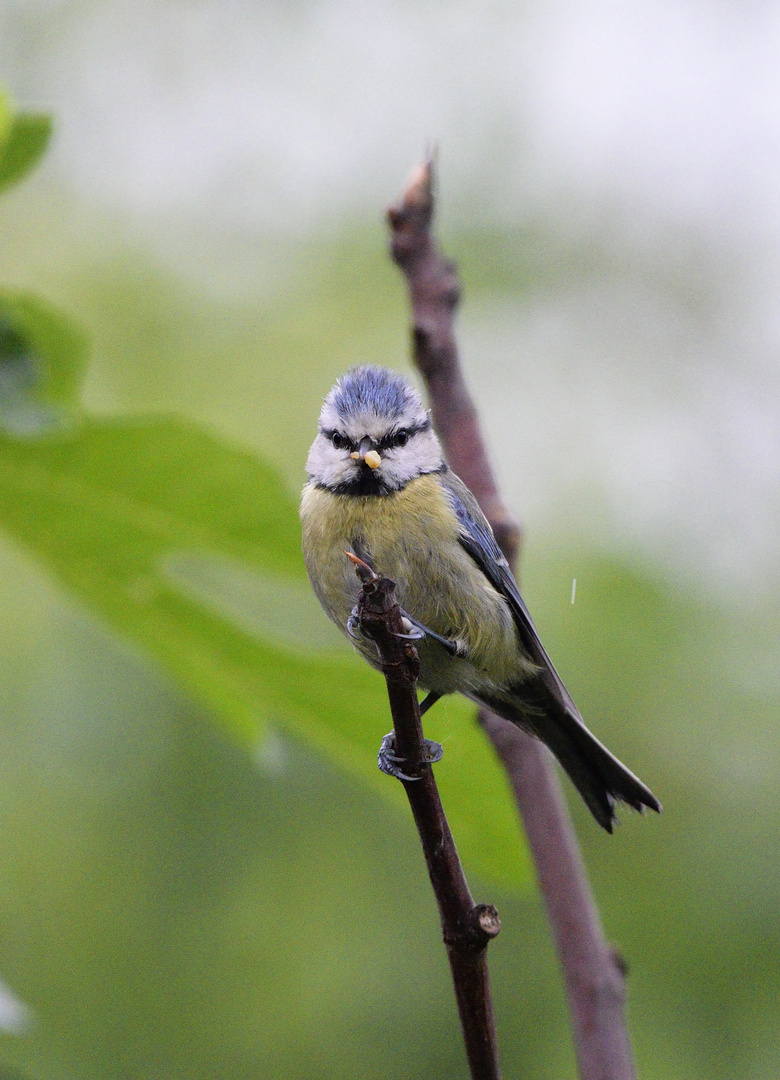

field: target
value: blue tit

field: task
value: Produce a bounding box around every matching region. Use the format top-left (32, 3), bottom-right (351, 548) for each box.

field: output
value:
top-left (300, 365), bottom-right (660, 831)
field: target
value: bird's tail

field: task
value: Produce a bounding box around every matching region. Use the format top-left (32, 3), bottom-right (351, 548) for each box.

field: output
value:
top-left (475, 692), bottom-right (661, 832)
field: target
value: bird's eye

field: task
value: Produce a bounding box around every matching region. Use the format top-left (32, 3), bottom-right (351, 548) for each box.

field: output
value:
top-left (394, 429), bottom-right (409, 448)
top-left (331, 432), bottom-right (347, 450)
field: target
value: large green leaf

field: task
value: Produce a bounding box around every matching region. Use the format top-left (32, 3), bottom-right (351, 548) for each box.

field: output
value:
top-left (0, 415), bottom-right (527, 887)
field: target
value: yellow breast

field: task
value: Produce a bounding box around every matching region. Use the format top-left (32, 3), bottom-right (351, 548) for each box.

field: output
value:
top-left (300, 475), bottom-right (520, 685)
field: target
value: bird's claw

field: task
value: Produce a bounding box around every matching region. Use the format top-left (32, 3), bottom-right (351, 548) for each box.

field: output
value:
top-left (378, 732), bottom-right (444, 781)
top-left (347, 605), bottom-right (386, 658)
top-left (346, 607), bottom-right (362, 640)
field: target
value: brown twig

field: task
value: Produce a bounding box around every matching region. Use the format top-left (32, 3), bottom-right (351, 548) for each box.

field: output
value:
top-left (350, 554), bottom-right (502, 1080)
top-left (387, 158), bottom-right (638, 1080)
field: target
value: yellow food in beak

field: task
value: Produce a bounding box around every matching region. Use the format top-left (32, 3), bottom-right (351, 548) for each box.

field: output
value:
top-left (348, 444), bottom-right (382, 468)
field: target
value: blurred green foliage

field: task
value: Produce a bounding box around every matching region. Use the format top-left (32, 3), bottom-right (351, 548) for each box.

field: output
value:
top-left (0, 91), bottom-right (777, 1080)
top-left (0, 92), bottom-right (51, 197)
top-left (0, 293), bottom-right (88, 436)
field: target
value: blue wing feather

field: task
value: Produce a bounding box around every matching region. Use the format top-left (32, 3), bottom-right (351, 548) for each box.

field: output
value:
top-left (439, 469), bottom-right (580, 717)
top-left (437, 469), bottom-right (661, 828)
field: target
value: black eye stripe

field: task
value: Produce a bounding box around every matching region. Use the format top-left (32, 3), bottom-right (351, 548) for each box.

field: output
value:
top-left (321, 429), bottom-right (356, 451)
top-left (319, 418), bottom-right (429, 453)
top-left (376, 421), bottom-right (429, 451)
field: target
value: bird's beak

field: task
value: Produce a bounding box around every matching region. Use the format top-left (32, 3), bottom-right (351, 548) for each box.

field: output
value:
top-left (350, 439), bottom-right (382, 469)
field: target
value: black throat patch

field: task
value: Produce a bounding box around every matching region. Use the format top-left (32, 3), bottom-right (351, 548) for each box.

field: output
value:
top-left (313, 460), bottom-right (448, 498)
top-left (320, 468), bottom-right (397, 497)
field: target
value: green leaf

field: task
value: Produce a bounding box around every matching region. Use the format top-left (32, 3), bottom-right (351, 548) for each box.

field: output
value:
top-left (0, 112), bottom-right (52, 193)
top-left (0, 416), bottom-right (528, 888)
top-left (0, 292), bottom-right (89, 434)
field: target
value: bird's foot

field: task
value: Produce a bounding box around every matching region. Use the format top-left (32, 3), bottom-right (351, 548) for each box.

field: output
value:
top-left (377, 731), bottom-right (444, 781)
top-left (349, 603), bottom-right (464, 660)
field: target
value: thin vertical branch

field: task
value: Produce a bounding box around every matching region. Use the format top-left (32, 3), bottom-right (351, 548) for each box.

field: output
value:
top-left (387, 158), bottom-right (638, 1080)
top-left (350, 555), bottom-right (502, 1080)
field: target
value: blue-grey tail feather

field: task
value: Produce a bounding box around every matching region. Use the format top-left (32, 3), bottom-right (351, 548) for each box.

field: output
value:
top-left (473, 691), bottom-right (661, 832)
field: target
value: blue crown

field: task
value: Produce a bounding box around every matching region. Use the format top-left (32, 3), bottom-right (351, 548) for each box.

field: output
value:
top-left (330, 365), bottom-right (419, 420)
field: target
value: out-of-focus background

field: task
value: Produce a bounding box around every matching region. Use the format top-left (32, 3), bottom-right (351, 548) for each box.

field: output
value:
top-left (0, 2), bottom-right (778, 1078)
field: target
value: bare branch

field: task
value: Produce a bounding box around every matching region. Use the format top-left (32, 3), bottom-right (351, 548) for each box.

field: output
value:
top-left (387, 164), bottom-right (521, 559)
top-left (387, 156), bottom-right (638, 1080)
top-left (352, 560), bottom-right (502, 1080)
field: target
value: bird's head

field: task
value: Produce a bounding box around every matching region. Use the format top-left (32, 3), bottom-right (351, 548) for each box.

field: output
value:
top-left (306, 365), bottom-right (444, 495)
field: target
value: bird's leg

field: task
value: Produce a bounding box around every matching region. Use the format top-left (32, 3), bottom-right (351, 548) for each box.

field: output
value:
top-left (419, 691), bottom-right (441, 716)
top-left (393, 612), bottom-right (466, 657)
top-left (378, 731), bottom-right (444, 781)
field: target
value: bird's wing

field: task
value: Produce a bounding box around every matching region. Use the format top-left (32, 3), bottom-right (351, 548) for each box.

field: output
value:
top-left (440, 469), bottom-right (580, 718)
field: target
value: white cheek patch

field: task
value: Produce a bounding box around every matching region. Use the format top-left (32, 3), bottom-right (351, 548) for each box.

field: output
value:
top-left (306, 434), bottom-right (358, 487)
top-left (379, 431), bottom-right (444, 488)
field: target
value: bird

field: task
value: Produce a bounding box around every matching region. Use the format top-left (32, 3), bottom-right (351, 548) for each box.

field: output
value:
top-left (300, 364), bottom-right (660, 831)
